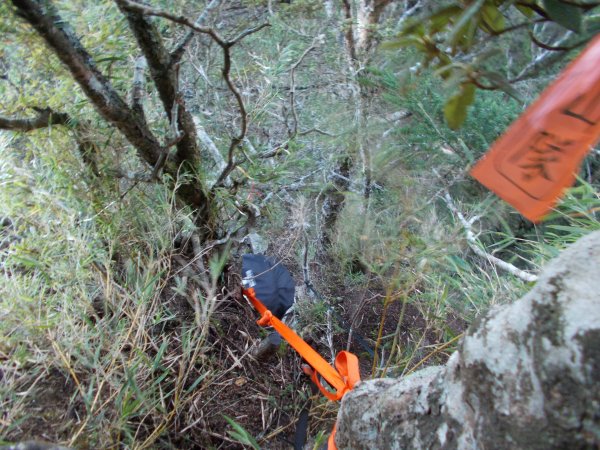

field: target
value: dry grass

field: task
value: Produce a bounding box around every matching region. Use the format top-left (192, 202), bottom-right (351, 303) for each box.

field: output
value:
top-left (0, 130), bottom-right (336, 449)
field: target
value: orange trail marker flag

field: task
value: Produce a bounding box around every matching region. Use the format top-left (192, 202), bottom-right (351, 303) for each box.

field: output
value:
top-left (470, 34), bottom-right (600, 222)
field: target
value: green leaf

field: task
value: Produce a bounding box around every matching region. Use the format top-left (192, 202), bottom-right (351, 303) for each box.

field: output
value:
top-left (444, 83), bottom-right (476, 129)
top-left (543, 0), bottom-right (582, 32)
top-left (457, 14), bottom-right (480, 51)
top-left (428, 5), bottom-right (463, 34)
top-left (584, 14), bottom-right (600, 34)
top-left (96, 56), bottom-right (126, 63)
top-left (399, 20), bottom-right (425, 37)
top-left (445, 254), bottom-right (470, 272)
top-left (223, 415), bottom-right (261, 449)
top-left (185, 371), bottom-right (210, 393)
top-left (480, 3), bottom-right (505, 33)
top-left (515, 4), bottom-right (535, 18)
top-left (445, 0), bottom-right (485, 49)
top-left (434, 63), bottom-right (456, 80)
top-left (380, 36), bottom-right (426, 51)
top-left (10, 254), bottom-right (43, 269)
top-left (152, 339), bottom-right (169, 371)
top-left (481, 71), bottom-right (522, 101)
top-left (209, 245), bottom-right (230, 283)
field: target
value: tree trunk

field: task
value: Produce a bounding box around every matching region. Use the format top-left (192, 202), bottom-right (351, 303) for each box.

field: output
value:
top-left (355, 0), bottom-right (393, 56)
top-left (11, 0), bottom-right (163, 164)
top-left (321, 0), bottom-right (393, 242)
top-left (116, 1), bottom-right (214, 230)
top-left (336, 230), bottom-right (600, 449)
top-left (116, 2), bottom-right (202, 170)
top-left (11, 0), bottom-right (212, 230)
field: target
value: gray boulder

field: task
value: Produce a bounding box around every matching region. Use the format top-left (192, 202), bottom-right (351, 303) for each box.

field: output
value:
top-left (336, 231), bottom-right (600, 449)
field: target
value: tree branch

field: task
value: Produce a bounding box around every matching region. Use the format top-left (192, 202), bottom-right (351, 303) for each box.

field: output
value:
top-left (356, 0), bottom-right (394, 56)
top-left (115, 0), bottom-right (201, 171)
top-left (170, 0), bottom-right (222, 65)
top-left (257, 142), bottom-right (289, 159)
top-left (229, 23), bottom-right (271, 45)
top-left (510, 33), bottom-right (589, 82)
top-left (0, 107), bottom-right (69, 131)
top-left (0, 106), bottom-right (101, 176)
top-left (341, 0), bottom-right (358, 63)
top-left (289, 35), bottom-right (322, 137)
top-left (528, 29), bottom-right (580, 51)
top-left (115, 0), bottom-right (270, 193)
top-left (130, 55), bottom-right (147, 117)
top-left (11, 0), bottom-right (161, 162)
top-left (10, 0), bottom-right (210, 216)
top-left (115, 0), bottom-right (227, 45)
top-left (192, 116), bottom-right (227, 174)
top-left (298, 127), bottom-right (338, 137)
top-left (441, 191), bottom-right (538, 283)
top-left (209, 25), bottom-right (271, 189)
top-left (395, 0), bottom-right (422, 31)
top-left (475, 18), bottom-right (548, 43)
top-left (213, 23), bottom-right (272, 188)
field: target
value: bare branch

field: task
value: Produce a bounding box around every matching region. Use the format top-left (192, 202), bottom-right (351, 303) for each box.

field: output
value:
top-left (211, 24), bottom-right (271, 188)
top-left (0, 107), bottom-right (70, 131)
top-left (11, 0), bottom-right (161, 162)
top-left (298, 127), bottom-right (338, 137)
top-left (170, 0), bottom-right (222, 65)
top-left (243, 137), bottom-right (257, 155)
top-left (116, 0), bottom-right (270, 192)
top-left (150, 151), bottom-right (169, 180)
top-left (257, 142), bottom-right (289, 159)
top-left (11, 0), bottom-right (210, 214)
top-left (116, 0), bottom-right (227, 45)
top-left (192, 116), bottom-right (227, 174)
top-left (510, 33), bottom-right (589, 83)
top-left (528, 29), bottom-right (581, 51)
top-left (210, 65), bottom-right (247, 187)
top-left (395, 0), bottom-right (422, 31)
top-left (167, 62), bottom-right (183, 145)
top-left (482, 18), bottom-right (547, 38)
top-left (187, 53), bottom-right (213, 87)
top-left (229, 23), bottom-right (271, 46)
top-left (441, 190), bottom-right (538, 283)
top-left (115, 0), bottom-right (201, 171)
top-left (289, 35), bottom-right (322, 136)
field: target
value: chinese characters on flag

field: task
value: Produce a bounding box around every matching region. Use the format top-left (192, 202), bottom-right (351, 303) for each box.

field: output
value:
top-left (470, 34), bottom-right (600, 222)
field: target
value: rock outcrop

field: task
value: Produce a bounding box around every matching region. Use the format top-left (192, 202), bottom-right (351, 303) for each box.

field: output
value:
top-left (336, 231), bottom-right (600, 449)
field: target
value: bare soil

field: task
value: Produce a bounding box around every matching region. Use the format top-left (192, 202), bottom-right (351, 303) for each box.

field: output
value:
top-left (5, 368), bottom-right (80, 445)
top-left (190, 248), bottom-right (467, 448)
top-left (2, 247), bottom-right (465, 449)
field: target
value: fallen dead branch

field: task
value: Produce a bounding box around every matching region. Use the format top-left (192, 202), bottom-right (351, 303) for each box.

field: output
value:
top-left (441, 190), bottom-right (538, 283)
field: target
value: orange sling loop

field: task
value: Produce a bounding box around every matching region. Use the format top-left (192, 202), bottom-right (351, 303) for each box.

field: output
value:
top-left (242, 287), bottom-right (360, 401)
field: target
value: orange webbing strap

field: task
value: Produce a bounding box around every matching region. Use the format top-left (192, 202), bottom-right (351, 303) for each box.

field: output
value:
top-left (309, 351), bottom-right (360, 401)
top-left (328, 424), bottom-right (337, 450)
top-left (242, 287), bottom-right (360, 401)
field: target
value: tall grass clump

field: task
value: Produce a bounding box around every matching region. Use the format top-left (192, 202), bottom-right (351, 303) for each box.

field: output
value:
top-left (0, 131), bottom-right (221, 448)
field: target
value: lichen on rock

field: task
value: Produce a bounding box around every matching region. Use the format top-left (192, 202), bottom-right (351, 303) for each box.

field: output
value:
top-left (336, 231), bottom-right (600, 449)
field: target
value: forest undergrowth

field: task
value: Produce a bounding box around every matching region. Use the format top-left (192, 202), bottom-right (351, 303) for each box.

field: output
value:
top-left (1, 0), bottom-right (600, 448)
top-left (2, 99), bottom-right (598, 449)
